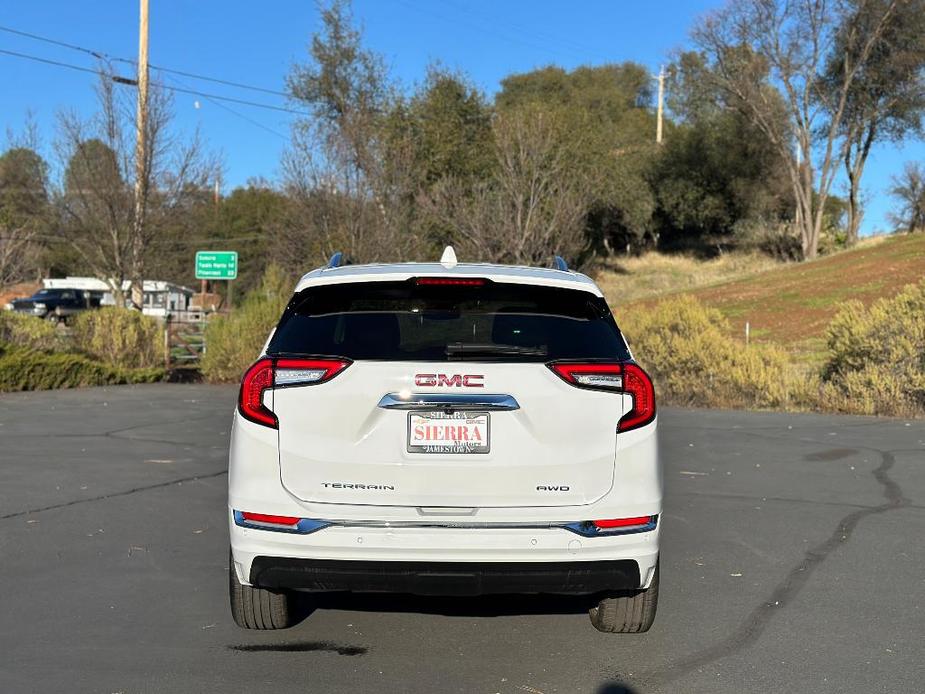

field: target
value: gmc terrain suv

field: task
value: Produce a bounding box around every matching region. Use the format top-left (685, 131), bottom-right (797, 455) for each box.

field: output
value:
top-left (228, 249), bottom-right (661, 633)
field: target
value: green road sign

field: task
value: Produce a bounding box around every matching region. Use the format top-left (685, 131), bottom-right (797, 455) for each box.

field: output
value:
top-left (195, 251), bottom-right (238, 280)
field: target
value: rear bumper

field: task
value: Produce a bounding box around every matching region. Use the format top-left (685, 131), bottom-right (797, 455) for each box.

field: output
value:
top-left (249, 557), bottom-right (640, 596)
top-left (230, 516), bottom-right (660, 593)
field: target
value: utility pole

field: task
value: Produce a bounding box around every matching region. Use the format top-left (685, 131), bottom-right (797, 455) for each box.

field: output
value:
top-left (131, 0), bottom-right (150, 310)
top-left (655, 66), bottom-right (665, 145)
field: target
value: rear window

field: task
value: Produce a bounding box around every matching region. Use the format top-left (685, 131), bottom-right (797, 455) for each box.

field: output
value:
top-left (267, 280), bottom-right (630, 362)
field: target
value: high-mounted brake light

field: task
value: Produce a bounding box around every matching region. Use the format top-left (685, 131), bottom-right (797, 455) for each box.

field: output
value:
top-left (238, 357), bottom-right (351, 428)
top-left (548, 361), bottom-right (656, 432)
top-left (415, 277), bottom-right (486, 286)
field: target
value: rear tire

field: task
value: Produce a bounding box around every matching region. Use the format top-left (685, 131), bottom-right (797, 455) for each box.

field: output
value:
top-left (589, 561), bottom-right (659, 633)
top-left (229, 549), bottom-right (294, 629)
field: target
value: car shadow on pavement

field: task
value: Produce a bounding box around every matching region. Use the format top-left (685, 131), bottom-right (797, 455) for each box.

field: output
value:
top-left (596, 685), bottom-right (639, 694)
top-left (228, 641), bottom-right (367, 656)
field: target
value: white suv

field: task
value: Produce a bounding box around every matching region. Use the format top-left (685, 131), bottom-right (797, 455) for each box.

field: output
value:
top-left (228, 250), bottom-right (661, 633)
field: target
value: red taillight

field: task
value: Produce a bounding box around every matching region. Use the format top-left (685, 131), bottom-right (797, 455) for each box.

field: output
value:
top-left (618, 363), bottom-right (656, 432)
top-left (238, 357), bottom-right (351, 428)
top-left (238, 358), bottom-right (277, 428)
top-left (275, 358), bottom-right (350, 387)
top-left (415, 277), bottom-right (486, 286)
top-left (550, 363), bottom-right (624, 389)
top-left (548, 361), bottom-right (656, 432)
top-left (241, 512), bottom-right (300, 526)
top-left (593, 516), bottom-right (654, 529)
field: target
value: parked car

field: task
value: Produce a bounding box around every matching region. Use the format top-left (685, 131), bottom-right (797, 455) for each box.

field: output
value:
top-left (228, 249), bottom-right (661, 634)
top-left (7, 288), bottom-right (99, 324)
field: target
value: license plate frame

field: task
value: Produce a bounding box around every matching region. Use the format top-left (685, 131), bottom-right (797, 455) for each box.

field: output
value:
top-left (407, 410), bottom-right (490, 454)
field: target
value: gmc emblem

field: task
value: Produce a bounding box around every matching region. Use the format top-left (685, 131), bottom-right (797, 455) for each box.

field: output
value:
top-left (414, 373), bottom-right (484, 388)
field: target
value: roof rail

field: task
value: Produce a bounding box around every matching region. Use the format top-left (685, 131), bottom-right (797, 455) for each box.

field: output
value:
top-left (326, 251), bottom-right (344, 269)
top-left (553, 255), bottom-right (569, 272)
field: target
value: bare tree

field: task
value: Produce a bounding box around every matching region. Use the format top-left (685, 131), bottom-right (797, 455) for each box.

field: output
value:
top-left (54, 69), bottom-right (217, 305)
top-left (693, 0), bottom-right (900, 258)
top-left (0, 215), bottom-right (39, 288)
top-left (827, 0), bottom-right (925, 244)
top-left (421, 106), bottom-right (590, 267)
top-left (280, 0), bottom-right (418, 265)
top-left (888, 162), bottom-right (925, 233)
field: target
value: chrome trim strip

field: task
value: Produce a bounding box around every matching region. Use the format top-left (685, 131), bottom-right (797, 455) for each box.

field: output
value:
top-left (234, 511), bottom-right (658, 537)
top-left (324, 519), bottom-right (561, 530)
top-left (377, 393), bottom-right (520, 411)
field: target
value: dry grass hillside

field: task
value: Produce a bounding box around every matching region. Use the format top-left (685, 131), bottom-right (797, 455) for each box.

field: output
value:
top-left (602, 233), bottom-right (925, 364)
top-left (594, 251), bottom-right (782, 305)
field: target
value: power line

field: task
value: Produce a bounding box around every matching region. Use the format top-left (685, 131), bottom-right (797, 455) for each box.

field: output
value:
top-left (154, 78), bottom-right (306, 115)
top-left (0, 47), bottom-right (309, 116)
top-left (0, 24), bottom-right (289, 98)
top-left (162, 72), bottom-right (289, 140)
top-left (0, 25), bottom-right (103, 58)
top-left (0, 46), bottom-right (99, 77)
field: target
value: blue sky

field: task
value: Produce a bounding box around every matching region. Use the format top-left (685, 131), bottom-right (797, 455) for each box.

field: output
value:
top-left (1, 0), bottom-right (921, 234)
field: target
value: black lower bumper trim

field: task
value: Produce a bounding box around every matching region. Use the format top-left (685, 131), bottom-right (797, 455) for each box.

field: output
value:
top-left (249, 558), bottom-right (641, 596)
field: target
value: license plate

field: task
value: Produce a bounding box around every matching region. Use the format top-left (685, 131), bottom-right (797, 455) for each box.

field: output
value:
top-left (407, 411), bottom-right (490, 454)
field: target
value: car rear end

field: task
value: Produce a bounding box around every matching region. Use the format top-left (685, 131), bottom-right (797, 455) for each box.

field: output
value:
top-left (228, 263), bottom-right (661, 632)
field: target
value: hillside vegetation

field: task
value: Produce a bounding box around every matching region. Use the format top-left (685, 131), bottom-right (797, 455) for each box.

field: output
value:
top-left (595, 252), bottom-right (783, 305)
top-left (609, 233), bottom-right (925, 364)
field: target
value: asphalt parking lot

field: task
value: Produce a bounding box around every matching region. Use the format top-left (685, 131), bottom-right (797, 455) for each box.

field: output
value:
top-left (1, 384), bottom-right (922, 693)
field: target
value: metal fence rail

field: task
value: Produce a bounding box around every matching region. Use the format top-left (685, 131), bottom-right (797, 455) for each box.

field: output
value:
top-left (165, 313), bottom-right (208, 367)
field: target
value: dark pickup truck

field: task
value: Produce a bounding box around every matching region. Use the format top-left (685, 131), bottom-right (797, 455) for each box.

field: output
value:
top-left (8, 288), bottom-right (101, 324)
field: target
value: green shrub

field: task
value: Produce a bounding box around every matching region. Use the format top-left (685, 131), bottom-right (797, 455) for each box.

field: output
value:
top-left (820, 280), bottom-right (925, 416)
top-left (201, 265), bottom-right (292, 382)
top-left (0, 311), bottom-right (66, 352)
top-left (71, 307), bottom-right (164, 369)
top-left (618, 295), bottom-right (806, 409)
top-left (0, 343), bottom-right (164, 392)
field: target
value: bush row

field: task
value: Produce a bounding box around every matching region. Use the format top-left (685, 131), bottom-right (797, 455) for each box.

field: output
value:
top-left (0, 311), bottom-right (66, 352)
top-left (618, 281), bottom-right (925, 417)
top-left (618, 296), bottom-right (809, 411)
top-left (0, 344), bottom-right (164, 392)
top-left (0, 308), bottom-right (164, 368)
top-left (819, 280), bottom-right (925, 416)
top-left (71, 307), bottom-right (164, 369)
top-left (0, 307), bottom-right (166, 392)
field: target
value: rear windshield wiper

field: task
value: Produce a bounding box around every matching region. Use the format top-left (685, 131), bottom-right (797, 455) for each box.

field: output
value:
top-left (445, 342), bottom-right (548, 358)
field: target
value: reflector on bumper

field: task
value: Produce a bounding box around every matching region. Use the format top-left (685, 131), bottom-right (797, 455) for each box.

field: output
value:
top-left (563, 515), bottom-right (658, 537)
top-left (234, 510), bottom-right (330, 534)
